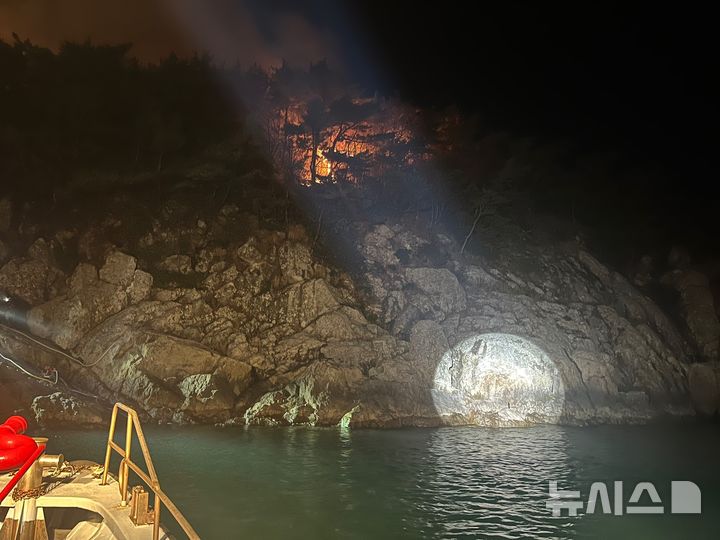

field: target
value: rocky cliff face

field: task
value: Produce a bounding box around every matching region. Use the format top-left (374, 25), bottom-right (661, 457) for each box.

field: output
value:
top-left (0, 197), bottom-right (706, 427)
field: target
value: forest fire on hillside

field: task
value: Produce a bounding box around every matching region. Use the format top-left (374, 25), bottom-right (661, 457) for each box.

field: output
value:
top-left (227, 62), bottom-right (440, 187)
top-left (274, 97), bottom-right (423, 185)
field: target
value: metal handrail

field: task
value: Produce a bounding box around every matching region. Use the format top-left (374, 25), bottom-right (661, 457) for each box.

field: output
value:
top-left (101, 403), bottom-right (200, 540)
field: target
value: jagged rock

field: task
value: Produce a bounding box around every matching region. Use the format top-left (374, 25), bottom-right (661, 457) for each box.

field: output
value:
top-left (225, 332), bottom-right (252, 358)
top-left (127, 270), bottom-right (153, 304)
top-left (31, 392), bottom-right (105, 427)
top-left (236, 237), bottom-right (265, 266)
top-left (662, 269), bottom-right (720, 361)
top-left (359, 224), bottom-right (399, 267)
top-left (69, 263), bottom-right (99, 291)
top-left (43, 304), bottom-right (255, 423)
top-left (0, 258), bottom-right (65, 305)
top-left (346, 225), bottom-right (692, 426)
top-left (177, 373), bottom-right (235, 421)
top-left (27, 253), bottom-right (149, 349)
top-left (244, 376), bottom-right (329, 426)
top-left (12, 215), bottom-right (699, 428)
top-left (27, 284), bottom-right (125, 349)
top-left (152, 288), bottom-right (186, 302)
top-left (29, 273), bottom-right (123, 348)
top-left (99, 251), bottom-right (136, 285)
top-left (278, 242), bottom-right (315, 284)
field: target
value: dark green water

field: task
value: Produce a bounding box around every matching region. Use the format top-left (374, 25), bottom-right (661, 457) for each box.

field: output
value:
top-left (43, 424), bottom-right (719, 539)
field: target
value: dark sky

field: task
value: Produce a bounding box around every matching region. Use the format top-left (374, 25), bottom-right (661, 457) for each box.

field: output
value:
top-left (352, 4), bottom-right (717, 174)
top-left (1, 1), bottom-right (716, 185)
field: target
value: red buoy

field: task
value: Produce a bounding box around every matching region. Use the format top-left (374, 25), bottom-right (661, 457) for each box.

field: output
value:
top-left (0, 415), bottom-right (38, 473)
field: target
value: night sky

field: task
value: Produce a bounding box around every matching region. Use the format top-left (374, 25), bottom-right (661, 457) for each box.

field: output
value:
top-left (354, 4), bottom-right (717, 179)
top-left (1, 1), bottom-right (717, 228)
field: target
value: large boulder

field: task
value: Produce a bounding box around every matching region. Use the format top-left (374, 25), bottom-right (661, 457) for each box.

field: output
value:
top-left (0, 257), bottom-right (64, 305)
top-left (31, 392), bottom-right (106, 427)
top-left (27, 252), bottom-right (152, 349)
top-left (98, 251), bottom-right (137, 285)
top-left (62, 304), bottom-right (254, 423)
top-left (139, 335), bottom-right (224, 380)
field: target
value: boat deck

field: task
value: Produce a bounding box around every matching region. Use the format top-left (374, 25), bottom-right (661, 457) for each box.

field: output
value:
top-left (1, 462), bottom-right (170, 539)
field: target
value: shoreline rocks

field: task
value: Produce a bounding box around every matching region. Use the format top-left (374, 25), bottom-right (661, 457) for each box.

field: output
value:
top-left (0, 205), bottom-right (709, 428)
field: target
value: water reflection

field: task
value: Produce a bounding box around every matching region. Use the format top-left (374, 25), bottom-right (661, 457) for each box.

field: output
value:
top-left (43, 424), bottom-right (720, 539)
top-left (338, 427), bottom-right (354, 512)
top-left (418, 427), bottom-right (578, 538)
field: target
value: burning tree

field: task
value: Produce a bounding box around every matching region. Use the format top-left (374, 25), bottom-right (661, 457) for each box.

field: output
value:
top-left (287, 94), bottom-right (420, 185)
top-left (232, 61), bottom-right (426, 186)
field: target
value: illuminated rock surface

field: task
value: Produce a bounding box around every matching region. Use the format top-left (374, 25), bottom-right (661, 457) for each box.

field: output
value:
top-left (431, 334), bottom-right (564, 426)
top-left (31, 392), bottom-right (105, 427)
top-left (0, 204), bottom-right (700, 427)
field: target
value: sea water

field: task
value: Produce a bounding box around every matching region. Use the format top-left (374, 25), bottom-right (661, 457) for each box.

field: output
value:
top-left (45, 423), bottom-right (720, 539)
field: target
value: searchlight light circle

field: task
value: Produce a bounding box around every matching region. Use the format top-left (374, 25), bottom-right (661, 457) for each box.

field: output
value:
top-left (431, 333), bottom-right (565, 426)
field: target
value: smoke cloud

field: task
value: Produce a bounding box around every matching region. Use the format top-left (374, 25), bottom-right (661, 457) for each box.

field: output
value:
top-left (0, 0), bottom-right (339, 68)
